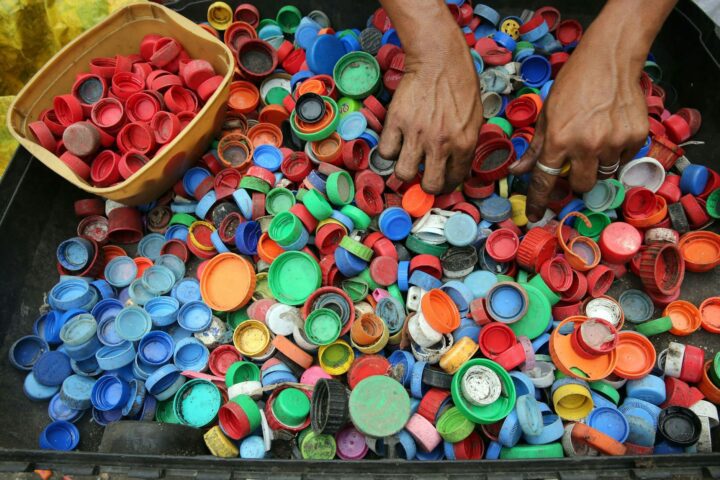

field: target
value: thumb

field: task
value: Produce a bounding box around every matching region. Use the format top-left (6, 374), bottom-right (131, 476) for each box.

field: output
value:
top-left (509, 113), bottom-right (546, 175)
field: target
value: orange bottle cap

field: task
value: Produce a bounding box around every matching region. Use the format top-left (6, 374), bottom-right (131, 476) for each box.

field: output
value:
top-left (613, 331), bottom-right (656, 380)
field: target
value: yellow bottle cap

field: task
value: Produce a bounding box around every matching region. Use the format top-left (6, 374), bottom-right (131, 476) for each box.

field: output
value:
top-left (440, 336), bottom-right (479, 374)
top-left (319, 339), bottom-right (355, 375)
top-left (207, 2), bottom-right (233, 30)
top-left (204, 425), bottom-right (239, 458)
top-left (189, 221), bottom-right (217, 252)
top-left (499, 177), bottom-right (509, 198)
top-left (552, 384), bottom-right (594, 421)
top-left (509, 195), bottom-right (528, 227)
top-left (233, 320), bottom-right (271, 357)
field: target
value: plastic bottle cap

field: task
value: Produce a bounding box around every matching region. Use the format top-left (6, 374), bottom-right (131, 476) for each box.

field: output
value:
top-left (613, 331), bottom-right (656, 380)
top-left (658, 406), bottom-right (702, 447)
top-left (599, 222), bottom-right (642, 264)
top-left (678, 231), bottom-right (720, 272)
top-left (268, 251), bottom-right (322, 305)
top-left (333, 51), bottom-right (381, 99)
top-left (486, 282), bottom-right (529, 324)
top-left (485, 229), bottom-right (520, 263)
top-left (199, 253), bottom-right (255, 311)
top-left (39, 421), bottom-right (80, 451)
top-left (618, 157), bottom-right (666, 192)
top-left (304, 308), bottom-right (342, 346)
top-left (349, 376), bottom-right (410, 437)
top-left (419, 289), bottom-right (461, 334)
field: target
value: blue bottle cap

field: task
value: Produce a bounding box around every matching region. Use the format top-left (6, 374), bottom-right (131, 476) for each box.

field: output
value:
top-left (511, 136), bottom-right (529, 159)
top-left (262, 370), bottom-right (298, 387)
top-left (34, 312), bottom-right (52, 341)
top-left (240, 435), bottom-right (266, 459)
top-left (387, 350), bottom-right (416, 387)
top-left (358, 131), bottom-right (378, 148)
top-left (138, 331), bottom-right (174, 367)
top-left (307, 170), bottom-right (328, 193)
top-left (59, 313), bottom-right (97, 346)
top-left (232, 188), bottom-right (253, 219)
top-left (337, 112), bottom-right (368, 141)
top-left (107, 363), bottom-right (135, 383)
top-left (104, 256), bottom-right (138, 289)
top-left (474, 23), bottom-right (497, 40)
top-left (182, 167), bottom-right (211, 197)
top-left (558, 198), bottom-right (585, 224)
top-left (395, 429), bottom-right (417, 460)
top-left (474, 4), bottom-right (501, 25)
top-left (164, 224), bottom-right (189, 242)
top-left (376, 296), bottom-right (405, 334)
top-left (8, 335), bottom-right (49, 371)
top-left (90, 279), bottom-right (116, 300)
top-left (380, 28), bottom-right (401, 47)
top-left (340, 34), bottom-right (362, 53)
top-left (92, 407), bottom-right (123, 426)
top-left (443, 440), bottom-right (456, 460)
top-left (24, 372), bottom-right (61, 401)
top-left (486, 282), bottom-right (528, 323)
top-left (619, 398), bottom-right (661, 428)
top-left (626, 374), bottom-right (666, 405)
top-left (290, 70), bottom-right (315, 91)
top-left (307, 34), bottom-right (346, 75)
top-left (479, 194), bottom-right (512, 223)
top-left (493, 31), bottom-right (517, 52)
top-left (95, 341), bottom-right (135, 370)
top-left (62, 334), bottom-right (102, 362)
top-left (453, 323), bottom-right (481, 344)
top-left (60, 374), bottom-right (96, 410)
top-left (397, 260), bottom-right (410, 292)
top-left (196, 190), bottom-right (217, 219)
top-left (516, 394), bottom-right (543, 436)
top-left (235, 220), bottom-right (262, 255)
top-left (520, 55), bottom-right (552, 88)
top-left (97, 315), bottom-right (123, 347)
top-left (330, 210), bottom-right (355, 231)
top-left (120, 379), bottom-right (146, 417)
top-left (145, 296), bottom-right (180, 327)
top-left (33, 351), bottom-right (72, 387)
top-left (142, 265), bottom-right (176, 295)
top-left (486, 440), bottom-right (502, 459)
top-left (587, 407), bottom-right (629, 443)
top-left (263, 362), bottom-right (292, 375)
top-left (618, 289), bottom-right (654, 324)
top-left (378, 207), bottom-right (412, 241)
top-left (132, 355), bottom-right (156, 381)
top-left (334, 247), bottom-right (368, 277)
top-left (539, 79), bottom-right (553, 101)
top-left (523, 411), bottom-right (564, 445)
top-left (114, 306), bottom-right (152, 341)
top-left (174, 337), bottom-right (210, 372)
top-left (49, 393), bottom-right (85, 423)
top-left (91, 374), bottom-right (130, 411)
top-left (155, 254), bottom-right (186, 283)
top-left (498, 408), bottom-right (522, 447)
top-left (56, 237), bottom-right (94, 272)
top-left (444, 213), bottom-right (478, 247)
top-left (135, 233), bottom-right (165, 261)
top-left (463, 270), bottom-right (497, 299)
top-left (171, 201), bottom-right (198, 214)
top-left (172, 278), bottom-right (202, 305)
top-left (253, 144), bottom-right (283, 172)
top-left (128, 278), bottom-right (156, 306)
top-left (177, 301), bottom-right (213, 332)
top-left (415, 441), bottom-right (444, 461)
top-left (49, 279), bottom-right (94, 311)
top-left (71, 355), bottom-right (102, 377)
top-left (625, 409), bottom-right (657, 446)
top-left (440, 280), bottom-right (474, 316)
top-left (531, 332), bottom-right (551, 354)
top-left (509, 371), bottom-right (536, 397)
top-left (410, 361), bottom-right (428, 399)
top-left (679, 164), bottom-right (709, 196)
top-left (39, 420), bottom-right (80, 451)
top-left (137, 394), bottom-right (158, 421)
top-left (295, 19), bottom-right (321, 50)
top-left (408, 269), bottom-right (442, 291)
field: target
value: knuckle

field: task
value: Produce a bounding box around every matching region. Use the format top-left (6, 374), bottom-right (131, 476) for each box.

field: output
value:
top-left (530, 172), bottom-right (553, 194)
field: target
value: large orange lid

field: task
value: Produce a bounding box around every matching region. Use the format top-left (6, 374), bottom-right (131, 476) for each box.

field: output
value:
top-left (663, 300), bottom-right (702, 336)
top-left (247, 122), bottom-right (283, 148)
top-left (613, 331), bottom-right (656, 380)
top-left (402, 184), bottom-right (435, 218)
top-left (549, 316), bottom-right (616, 381)
top-left (200, 252), bottom-right (256, 312)
top-left (678, 231), bottom-right (720, 272)
top-left (700, 297), bottom-right (720, 333)
top-left (420, 289), bottom-right (461, 334)
top-left (228, 81), bottom-right (260, 114)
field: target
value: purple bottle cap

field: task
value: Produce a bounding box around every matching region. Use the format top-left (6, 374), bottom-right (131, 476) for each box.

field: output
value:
top-left (336, 426), bottom-right (368, 460)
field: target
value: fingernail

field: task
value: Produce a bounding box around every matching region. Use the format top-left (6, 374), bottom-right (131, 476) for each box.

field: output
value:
top-left (509, 161), bottom-right (520, 170)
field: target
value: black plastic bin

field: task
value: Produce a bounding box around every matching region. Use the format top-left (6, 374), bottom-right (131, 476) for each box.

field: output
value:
top-left (1, 0), bottom-right (720, 476)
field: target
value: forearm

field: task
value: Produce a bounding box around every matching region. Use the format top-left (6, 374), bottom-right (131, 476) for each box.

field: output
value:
top-left (579, 0), bottom-right (677, 69)
top-left (378, 0), bottom-right (467, 62)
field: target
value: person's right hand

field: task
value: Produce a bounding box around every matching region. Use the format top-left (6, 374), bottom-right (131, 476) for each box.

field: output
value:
top-left (377, 0), bottom-right (483, 194)
top-left (509, 26), bottom-right (649, 222)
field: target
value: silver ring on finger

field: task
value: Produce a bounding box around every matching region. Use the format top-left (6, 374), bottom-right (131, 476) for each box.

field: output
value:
top-left (598, 161), bottom-right (620, 175)
top-left (536, 162), bottom-right (563, 176)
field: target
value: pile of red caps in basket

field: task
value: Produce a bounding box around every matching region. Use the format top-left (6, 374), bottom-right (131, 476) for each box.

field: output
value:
top-left (26, 35), bottom-right (224, 187)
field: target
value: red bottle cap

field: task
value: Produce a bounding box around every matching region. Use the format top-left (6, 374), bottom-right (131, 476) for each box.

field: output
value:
top-left (151, 111), bottom-right (182, 145)
top-left (107, 207), bottom-right (143, 244)
top-left (164, 86), bottom-right (199, 114)
top-left (314, 222), bottom-right (345, 255)
top-left (485, 229), bottom-right (519, 263)
top-left (53, 94), bottom-right (84, 127)
top-left (516, 227), bottom-right (558, 273)
top-left (160, 239), bottom-right (189, 263)
top-left (27, 121), bottom-right (57, 152)
top-left (560, 270), bottom-right (588, 303)
top-left (409, 254), bottom-right (442, 279)
top-left (539, 256), bottom-right (573, 292)
top-left (118, 151), bottom-right (149, 180)
top-left (504, 96), bottom-right (539, 128)
top-left (73, 199), bottom-right (105, 218)
top-left (638, 244), bottom-right (685, 296)
top-left (462, 177), bottom-right (495, 199)
top-left (679, 345), bottom-right (704, 384)
top-left (347, 355), bottom-right (390, 390)
top-left (478, 322), bottom-right (517, 358)
top-left (369, 256), bottom-right (398, 286)
top-left (59, 152), bottom-right (91, 181)
top-left (91, 97), bottom-right (126, 133)
top-left (598, 222), bottom-right (642, 264)
top-left (116, 122), bottom-right (156, 155)
top-left (90, 150), bottom-right (122, 187)
top-left (471, 137), bottom-right (516, 182)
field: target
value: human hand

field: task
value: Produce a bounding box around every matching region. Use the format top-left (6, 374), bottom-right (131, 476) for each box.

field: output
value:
top-left (378, 26), bottom-right (483, 194)
top-left (509, 36), bottom-right (648, 222)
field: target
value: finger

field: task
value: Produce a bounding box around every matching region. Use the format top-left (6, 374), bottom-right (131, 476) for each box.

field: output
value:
top-left (526, 149), bottom-right (565, 223)
top-left (509, 113), bottom-right (546, 175)
top-left (444, 146), bottom-right (475, 193)
top-left (597, 151), bottom-right (622, 180)
top-left (619, 136), bottom-right (647, 165)
top-left (421, 145), bottom-right (449, 195)
top-left (568, 153), bottom-right (599, 193)
top-left (394, 136), bottom-right (422, 182)
top-left (378, 116), bottom-right (403, 161)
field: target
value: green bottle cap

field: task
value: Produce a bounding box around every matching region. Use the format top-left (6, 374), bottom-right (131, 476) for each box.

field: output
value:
top-left (341, 277), bottom-right (369, 302)
top-left (302, 189), bottom-right (333, 220)
top-left (405, 234), bottom-right (449, 257)
top-left (268, 251), bottom-right (322, 305)
top-left (357, 268), bottom-right (379, 291)
top-left (349, 376), bottom-right (410, 437)
top-left (276, 5), bottom-right (302, 33)
top-left (526, 274), bottom-right (561, 306)
top-left (635, 316), bottom-right (673, 337)
top-left (607, 179), bottom-right (626, 210)
top-left (300, 429), bottom-right (337, 459)
top-left (500, 443), bottom-right (564, 459)
top-left (575, 210), bottom-right (610, 241)
top-left (333, 51), bottom-right (381, 99)
top-left (265, 187), bottom-right (297, 215)
top-left (173, 379), bottom-right (222, 428)
top-left (589, 380), bottom-right (620, 405)
top-left (304, 308), bottom-right (342, 346)
top-left (231, 394), bottom-right (262, 431)
top-left (265, 86), bottom-right (290, 105)
top-left (290, 97), bottom-right (340, 141)
top-left (340, 204), bottom-right (371, 230)
top-left (227, 308), bottom-right (249, 329)
top-left (487, 117), bottom-right (513, 137)
top-left (516, 270), bottom-right (529, 283)
top-left (226, 361), bottom-right (261, 387)
top-left (258, 19), bottom-right (279, 30)
top-left (507, 283), bottom-right (552, 340)
top-left (515, 86), bottom-right (540, 97)
top-left (339, 236), bottom-right (373, 261)
top-left (496, 274), bottom-right (515, 283)
top-left (387, 284), bottom-right (404, 306)
top-left (269, 211), bottom-right (304, 245)
top-left (436, 406), bottom-right (475, 443)
top-left (240, 175), bottom-right (271, 194)
top-left (169, 213), bottom-right (197, 227)
top-left (156, 398), bottom-right (182, 424)
top-left (337, 97), bottom-right (363, 118)
top-left (451, 359), bottom-right (516, 424)
top-left (273, 388), bottom-right (310, 426)
top-left (706, 189), bottom-right (720, 219)
top-left (326, 171), bottom-right (355, 206)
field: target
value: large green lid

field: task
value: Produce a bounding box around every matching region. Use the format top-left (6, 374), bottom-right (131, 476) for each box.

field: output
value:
top-left (508, 283), bottom-right (551, 339)
top-left (265, 188), bottom-right (296, 215)
top-left (451, 358), bottom-right (516, 425)
top-left (273, 388), bottom-right (310, 426)
top-left (173, 379), bottom-right (221, 428)
top-left (265, 86), bottom-right (290, 105)
top-left (300, 429), bottom-right (337, 459)
top-left (226, 361), bottom-right (261, 386)
top-left (269, 211), bottom-right (303, 245)
top-left (349, 376), bottom-right (410, 437)
top-left (276, 5), bottom-right (302, 33)
top-left (156, 398), bottom-right (182, 424)
top-left (500, 442), bottom-right (564, 459)
top-left (526, 275), bottom-right (561, 305)
top-left (301, 189), bottom-right (333, 220)
top-left (230, 394), bottom-right (261, 431)
top-left (304, 308), bottom-right (342, 346)
top-left (333, 52), bottom-right (381, 99)
top-left (268, 251), bottom-right (322, 305)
